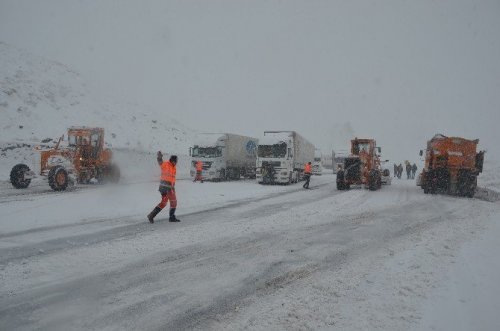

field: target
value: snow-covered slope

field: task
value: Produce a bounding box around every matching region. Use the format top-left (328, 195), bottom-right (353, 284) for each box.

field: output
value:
top-left (0, 42), bottom-right (198, 179)
top-left (0, 41), bottom-right (194, 152)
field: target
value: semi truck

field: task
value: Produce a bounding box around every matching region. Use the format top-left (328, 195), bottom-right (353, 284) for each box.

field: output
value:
top-left (189, 133), bottom-right (258, 181)
top-left (313, 149), bottom-right (322, 175)
top-left (417, 134), bottom-right (484, 197)
top-left (256, 131), bottom-right (315, 184)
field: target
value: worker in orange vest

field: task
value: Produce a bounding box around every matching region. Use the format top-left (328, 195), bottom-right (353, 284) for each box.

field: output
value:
top-left (303, 162), bottom-right (312, 189)
top-left (193, 160), bottom-right (204, 183)
top-left (147, 151), bottom-right (180, 223)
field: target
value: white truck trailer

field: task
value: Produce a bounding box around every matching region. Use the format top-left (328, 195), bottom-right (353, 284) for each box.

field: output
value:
top-left (256, 131), bottom-right (315, 184)
top-left (190, 133), bottom-right (258, 181)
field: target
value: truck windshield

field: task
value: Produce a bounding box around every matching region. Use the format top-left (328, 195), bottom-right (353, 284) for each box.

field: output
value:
top-left (192, 146), bottom-right (222, 158)
top-left (314, 157), bottom-right (321, 162)
top-left (258, 143), bottom-right (287, 158)
top-left (353, 142), bottom-right (370, 154)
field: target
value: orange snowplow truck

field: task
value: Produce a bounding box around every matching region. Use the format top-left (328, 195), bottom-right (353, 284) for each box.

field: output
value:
top-left (10, 127), bottom-right (120, 191)
top-left (418, 134), bottom-right (484, 197)
top-left (336, 138), bottom-right (385, 191)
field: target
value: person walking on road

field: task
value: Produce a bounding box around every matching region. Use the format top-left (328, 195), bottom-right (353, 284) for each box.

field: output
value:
top-left (398, 163), bottom-right (403, 179)
top-left (193, 160), bottom-right (204, 183)
top-left (303, 162), bottom-right (312, 189)
top-left (393, 163), bottom-right (397, 178)
top-left (412, 163), bottom-right (417, 179)
top-left (147, 151), bottom-right (181, 223)
top-left (405, 161), bottom-right (412, 179)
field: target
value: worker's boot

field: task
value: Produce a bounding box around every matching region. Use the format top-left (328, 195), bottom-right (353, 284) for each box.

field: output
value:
top-left (169, 208), bottom-right (180, 222)
top-left (147, 206), bottom-right (162, 223)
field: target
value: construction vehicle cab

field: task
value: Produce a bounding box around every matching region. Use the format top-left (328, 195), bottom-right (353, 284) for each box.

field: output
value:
top-left (336, 138), bottom-right (384, 191)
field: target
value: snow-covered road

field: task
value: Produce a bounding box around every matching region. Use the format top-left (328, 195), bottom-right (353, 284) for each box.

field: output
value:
top-left (1, 175), bottom-right (499, 330)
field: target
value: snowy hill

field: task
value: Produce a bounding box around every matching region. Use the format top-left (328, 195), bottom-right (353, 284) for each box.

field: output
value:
top-left (0, 42), bottom-right (197, 179)
top-left (0, 42), bottom-right (194, 151)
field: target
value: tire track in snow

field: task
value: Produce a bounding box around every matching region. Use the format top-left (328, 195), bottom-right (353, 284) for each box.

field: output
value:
top-left (0, 182), bottom-right (335, 264)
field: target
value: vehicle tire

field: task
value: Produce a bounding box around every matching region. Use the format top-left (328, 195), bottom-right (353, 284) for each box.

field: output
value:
top-left (465, 174), bottom-right (476, 198)
top-left (336, 170), bottom-right (345, 190)
top-left (368, 171), bottom-right (378, 191)
top-left (10, 163), bottom-right (31, 189)
top-left (423, 183), bottom-right (429, 194)
top-left (48, 166), bottom-right (69, 191)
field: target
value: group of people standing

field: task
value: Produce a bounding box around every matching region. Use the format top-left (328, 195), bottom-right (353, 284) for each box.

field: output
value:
top-left (393, 161), bottom-right (417, 179)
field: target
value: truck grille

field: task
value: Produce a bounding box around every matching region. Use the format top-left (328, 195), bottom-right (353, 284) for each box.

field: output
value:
top-left (261, 161), bottom-right (281, 167)
top-left (192, 161), bottom-right (212, 170)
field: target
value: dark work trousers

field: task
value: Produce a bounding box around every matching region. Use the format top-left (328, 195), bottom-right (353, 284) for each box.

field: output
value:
top-left (303, 174), bottom-right (311, 189)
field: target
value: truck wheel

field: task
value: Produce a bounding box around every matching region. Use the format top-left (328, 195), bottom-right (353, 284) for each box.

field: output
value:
top-left (48, 166), bottom-right (69, 191)
top-left (423, 183), bottom-right (429, 194)
top-left (465, 175), bottom-right (476, 198)
top-left (336, 171), bottom-right (345, 190)
top-left (10, 163), bottom-right (31, 189)
top-left (368, 171), bottom-right (378, 191)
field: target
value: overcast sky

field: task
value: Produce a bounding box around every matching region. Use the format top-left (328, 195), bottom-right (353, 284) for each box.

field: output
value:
top-left (1, 0), bottom-right (499, 162)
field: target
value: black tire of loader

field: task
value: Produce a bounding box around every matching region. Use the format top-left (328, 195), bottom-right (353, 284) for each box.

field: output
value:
top-left (336, 170), bottom-right (345, 190)
top-left (368, 171), bottom-right (378, 191)
top-left (10, 163), bottom-right (31, 189)
top-left (458, 170), bottom-right (476, 198)
top-left (48, 166), bottom-right (69, 191)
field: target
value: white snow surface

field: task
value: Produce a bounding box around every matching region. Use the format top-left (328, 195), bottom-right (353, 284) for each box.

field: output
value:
top-left (1, 38), bottom-right (500, 331)
top-left (1, 162), bottom-right (499, 330)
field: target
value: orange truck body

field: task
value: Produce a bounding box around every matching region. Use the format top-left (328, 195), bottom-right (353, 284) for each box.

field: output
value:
top-left (10, 126), bottom-right (119, 191)
top-left (419, 134), bottom-right (484, 197)
top-left (39, 127), bottom-right (113, 181)
top-left (336, 138), bottom-right (383, 191)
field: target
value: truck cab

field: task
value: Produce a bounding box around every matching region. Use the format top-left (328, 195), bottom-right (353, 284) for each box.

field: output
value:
top-left (256, 135), bottom-right (296, 184)
top-left (256, 131), bottom-right (315, 185)
top-left (190, 135), bottom-right (226, 181)
top-left (312, 151), bottom-right (322, 175)
top-left (190, 133), bottom-right (258, 181)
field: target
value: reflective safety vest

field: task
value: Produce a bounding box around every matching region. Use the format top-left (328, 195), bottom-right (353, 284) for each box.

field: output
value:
top-left (304, 164), bottom-right (312, 174)
top-left (160, 161), bottom-right (176, 184)
top-left (196, 161), bottom-right (203, 172)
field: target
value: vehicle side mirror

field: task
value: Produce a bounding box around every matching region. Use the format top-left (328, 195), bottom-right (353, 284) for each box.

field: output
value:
top-left (377, 147), bottom-right (381, 153)
top-left (419, 150), bottom-right (423, 156)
